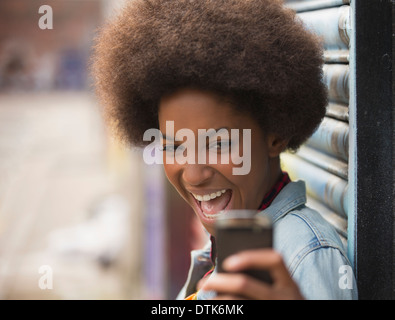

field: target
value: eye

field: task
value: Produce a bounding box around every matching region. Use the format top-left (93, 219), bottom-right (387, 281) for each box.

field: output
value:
top-left (159, 144), bottom-right (175, 152)
top-left (208, 140), bottom-right (231, 152)
top-left (160, 144), bottom-right (185, 152)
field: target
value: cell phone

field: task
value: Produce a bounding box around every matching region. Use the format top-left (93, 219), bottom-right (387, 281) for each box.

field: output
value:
top-left (215, 210), bottom-right (273, 284)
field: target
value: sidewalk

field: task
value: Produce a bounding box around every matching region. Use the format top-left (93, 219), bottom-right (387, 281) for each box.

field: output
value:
top-left (0, 91), bottom-right (144, 299)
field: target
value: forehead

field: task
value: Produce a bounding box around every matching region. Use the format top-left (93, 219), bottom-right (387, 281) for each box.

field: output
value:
top-left (158, 88), bottom-right (251, 131)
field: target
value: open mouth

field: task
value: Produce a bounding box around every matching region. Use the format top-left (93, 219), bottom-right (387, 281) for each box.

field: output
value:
top-left (191, 189), bottom-right (233, 220)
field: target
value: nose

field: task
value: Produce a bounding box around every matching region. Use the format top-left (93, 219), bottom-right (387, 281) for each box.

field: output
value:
top-left (182, 163), bottom-right (215, 186)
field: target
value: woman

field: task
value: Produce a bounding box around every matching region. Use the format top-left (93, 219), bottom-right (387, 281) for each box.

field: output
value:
top-left (92, 0), bottom-right (357, 299)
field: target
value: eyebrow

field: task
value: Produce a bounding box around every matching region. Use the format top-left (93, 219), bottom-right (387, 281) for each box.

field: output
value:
top-left (161, 127), bottom-right (231, 141)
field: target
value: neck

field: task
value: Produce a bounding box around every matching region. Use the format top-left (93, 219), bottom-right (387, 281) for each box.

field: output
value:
top-left (257, 157), bottom-right (289, 210)
top-left (268, 156), bottom-right (283, 188)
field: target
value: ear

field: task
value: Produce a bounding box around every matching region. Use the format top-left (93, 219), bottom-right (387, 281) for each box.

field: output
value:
top-left (267, 134), bottom-right (289, 158)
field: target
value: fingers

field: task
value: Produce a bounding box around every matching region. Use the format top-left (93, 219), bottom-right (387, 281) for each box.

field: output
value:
top-left (202, 249), bottom-right (305, 300)
top-left (202, 273), bottom-right (273, 300)
top-left (222, 249), bottom-right (295, 287)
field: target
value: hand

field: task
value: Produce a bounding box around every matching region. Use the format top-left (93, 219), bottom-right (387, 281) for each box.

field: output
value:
top-left (202, 249), bottom-right (304, 300)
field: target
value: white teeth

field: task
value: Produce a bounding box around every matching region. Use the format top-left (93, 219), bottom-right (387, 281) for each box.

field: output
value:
top-left (202, 211), bottom-right (225, 219)
top-left (192, 189), bottom-right (227, 202)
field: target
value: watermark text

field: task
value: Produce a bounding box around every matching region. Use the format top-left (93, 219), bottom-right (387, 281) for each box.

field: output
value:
top-left (143, 121), bottom-right (251, 175)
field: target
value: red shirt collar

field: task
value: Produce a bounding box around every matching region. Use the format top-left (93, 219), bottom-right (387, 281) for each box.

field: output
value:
top-left (258, 171), bottom-right (291, 210)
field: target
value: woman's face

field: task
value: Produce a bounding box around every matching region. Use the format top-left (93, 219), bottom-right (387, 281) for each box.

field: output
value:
top-left (158, 88), bottom-right (282, 235)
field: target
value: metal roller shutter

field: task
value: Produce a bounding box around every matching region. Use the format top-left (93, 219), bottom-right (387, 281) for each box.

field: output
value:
top-left (283, 1), bottom-right (395, 300)
top-left (281, 0), bottom-right (351, 248)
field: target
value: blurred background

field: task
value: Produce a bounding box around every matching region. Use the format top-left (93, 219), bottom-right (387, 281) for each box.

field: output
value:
top-left (0, 0), bottom-right (207, 300)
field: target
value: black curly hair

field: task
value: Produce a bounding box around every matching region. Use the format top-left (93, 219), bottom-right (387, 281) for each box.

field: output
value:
top-left (91, 0), bottom-right (327, 151)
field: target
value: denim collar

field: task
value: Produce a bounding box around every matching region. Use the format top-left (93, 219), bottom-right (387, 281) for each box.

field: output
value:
top-left (258, 180), bottom-right (307, 223)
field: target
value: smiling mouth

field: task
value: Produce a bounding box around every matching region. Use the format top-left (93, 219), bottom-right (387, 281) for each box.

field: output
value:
top-left (191, 189), bottom-right (232, 219)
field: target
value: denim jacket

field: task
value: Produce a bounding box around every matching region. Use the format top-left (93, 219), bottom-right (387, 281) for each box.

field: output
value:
top-left (177, 181), bottom-right (358, 300)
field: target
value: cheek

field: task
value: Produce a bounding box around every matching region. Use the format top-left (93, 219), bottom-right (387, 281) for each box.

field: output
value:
top-left (230, 153), bottom-right (268, 207)
top-left (211, 162), bottom-right (234, 178)
top-left (163, 163), bottom-right (181, 190)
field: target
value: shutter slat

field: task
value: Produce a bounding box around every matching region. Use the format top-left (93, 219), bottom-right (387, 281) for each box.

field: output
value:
top-left (296, 145), bottom-right (348, 179)
top-left (298, 6), bottom-right (350, 50)
top-left (324, 50), bottom-right (349, 63)
top-left (286, 0), bottom-right (350, 13)
top-left (281, 153), bottom-right (348, 218)
top-left (326, 102), bottom-right (349, 122)
top-left (306, 117), bottom-right (349, 161)
top-left (323, 64), bottom-right (349, 104)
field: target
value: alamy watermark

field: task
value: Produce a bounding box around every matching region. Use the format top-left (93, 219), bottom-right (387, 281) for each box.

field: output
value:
top-left (338, 265), bottom-right (354, 290)
top-left (38, 265), bottom-right (53, 290)
top-left (143, 121), bottom-right (252, 175)
top-left (38, 5), bottom-right (53, 30)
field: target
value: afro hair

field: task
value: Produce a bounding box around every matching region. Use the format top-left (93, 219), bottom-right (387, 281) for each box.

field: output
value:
top-left (91, 0), bottom-right (327, 151)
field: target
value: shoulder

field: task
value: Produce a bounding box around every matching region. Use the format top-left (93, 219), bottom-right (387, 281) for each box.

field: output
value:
top-left (274, 205), bottom-right (357, 299)
top-left (274, 204), bottom-right (350, 275)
